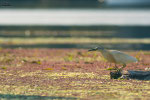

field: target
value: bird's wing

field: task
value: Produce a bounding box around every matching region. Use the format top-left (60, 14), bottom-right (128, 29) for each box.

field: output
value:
top-left (109, 50), bottom-right (137, 64)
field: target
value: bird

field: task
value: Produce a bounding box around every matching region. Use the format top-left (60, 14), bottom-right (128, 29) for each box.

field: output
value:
top-left (88, 46), bottom-right (138, 70)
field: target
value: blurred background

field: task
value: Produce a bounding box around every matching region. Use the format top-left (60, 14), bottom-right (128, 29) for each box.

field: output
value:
top-left (0, 0), bottom-right (150, 50)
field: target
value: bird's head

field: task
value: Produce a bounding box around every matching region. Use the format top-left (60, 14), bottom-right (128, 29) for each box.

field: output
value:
top-left (88, 46), bottom-right (104, 51)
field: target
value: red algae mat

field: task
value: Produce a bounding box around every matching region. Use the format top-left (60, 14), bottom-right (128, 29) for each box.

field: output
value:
top-left (0, 48), bottom-right (150, 100)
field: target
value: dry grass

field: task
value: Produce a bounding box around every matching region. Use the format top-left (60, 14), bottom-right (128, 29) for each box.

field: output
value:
top-left (0, 49), bottom-right (150, 100)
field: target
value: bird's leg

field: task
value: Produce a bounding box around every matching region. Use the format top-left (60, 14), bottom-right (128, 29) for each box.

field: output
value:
top-left (114, 64), bottom-right (118, 69)
top-left (120, 64), bottom-right (126, 71)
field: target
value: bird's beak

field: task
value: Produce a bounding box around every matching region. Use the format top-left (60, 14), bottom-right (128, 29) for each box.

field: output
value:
top-left (88, 48), bottom-right (97, 52)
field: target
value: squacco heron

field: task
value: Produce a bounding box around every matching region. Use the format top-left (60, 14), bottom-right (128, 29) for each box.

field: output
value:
top-left (88, 46), bottom-right (138, 70)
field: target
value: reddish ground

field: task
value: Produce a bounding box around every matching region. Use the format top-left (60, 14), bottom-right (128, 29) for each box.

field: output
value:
top-left (0, 48), bottom-right (148, 72)
top-left (0, 48), bottom-right (150, 100)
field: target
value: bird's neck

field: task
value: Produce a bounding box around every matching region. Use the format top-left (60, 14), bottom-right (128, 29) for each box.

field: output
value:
top-left (99, 49), bottom-right (109, 56)
top-left (99, 49), bottom-right (107, 53)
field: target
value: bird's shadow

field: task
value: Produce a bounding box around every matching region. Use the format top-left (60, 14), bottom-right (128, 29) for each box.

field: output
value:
top-left (0, 94), bottom-right (77, 100)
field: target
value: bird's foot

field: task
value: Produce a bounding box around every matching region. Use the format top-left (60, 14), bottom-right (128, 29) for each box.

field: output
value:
top-left (110, 70), bottom-right (122, 79)
top-left (118, 64), bottom-right (126, 71)
top-left (119, 64), bottom-right (126, 71)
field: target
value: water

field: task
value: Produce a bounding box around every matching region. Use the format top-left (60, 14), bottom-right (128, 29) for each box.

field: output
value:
top-left (0, 8), bottom-right (150, 26)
